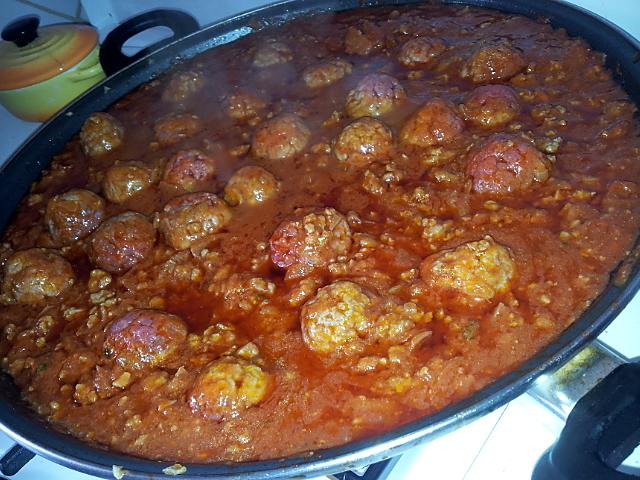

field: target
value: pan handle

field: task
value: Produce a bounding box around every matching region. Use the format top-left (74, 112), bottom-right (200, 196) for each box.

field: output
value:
top-left (99, 9), bottom-right (199, 76)
top-left (529, 341), bottom-right (640, 479)
top-left (0, 444), bottom-right (34, 476)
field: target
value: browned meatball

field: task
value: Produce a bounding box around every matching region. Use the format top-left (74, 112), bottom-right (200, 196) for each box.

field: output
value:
top-left (400, 98), bottom-right (464, 147)
top-left (89, 212), bottom-right (156, 273)
top-left (301, 280), bottom-right (373, 356)
top-left (79, 112), bottom-right (124, 157)
top-left (189, 357), bottom-right (271, 421)
top-left (45, 189), bottom-right (105, 245)
top-left (461, 44), bottom-right (526, 83)
top-left (466, 134), bottom-right (550, 194)
top-left (153, 113), bottom-right (202, 146)
top-left (303, 59), bottom-right (353, 88)
top-left (334, 117), bottom-right (393, 168)
top-left (224, 90), bottom-right (267, 121)
top-left (253, 41), bottom-right (293, 67)
top-left (420, 236), bottom-right (515, 310)
top-left (104, 309), bottom-right (188, 369)
top-left (344, 21), bottom-right (383, 56)
top-left (102, 163), bottom-right (154, 204)
top-left (397, 37), bottom-right (446, 68)
top-left (270, 207), bottom-right (352, 269)
top-left (163, 149), bottom-right (217, 192)
top-left (162, 70), bottom-right (205, 102)
top-left (346, 74), bottom-right (406, 118)
top-left (461, 85), bottom-right (520, 128)
top-left (159, 193), bottom-right (232, 250)
top-left (2, 249), bottom-right (75, 303)
top-left (223, 166), bottom-right (279, 206)
top-left (251, 113), bottom-right (310, 160)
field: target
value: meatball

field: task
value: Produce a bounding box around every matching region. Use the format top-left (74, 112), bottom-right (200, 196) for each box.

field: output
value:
top-left (162, 70), bottom-right (204, 102)
top-left (344, 21), bottom-right (383, 56)
top-left (153, 113), bottom-right (201, 146)
top-left (223, 166), bottom-right (279, 206)
top-left (466, 134), bottom-right (550, 194)
top-left (270, 207), bottom-right (352, 269)
top-left (2, 249), bottom-right (75, 303)
top-left (461, 44), bottom-right (526, 83)
top-left (104, 309), bottom-right (188, 369)
top-left (400, 98), bottom-right (464, 147)
top-left (79, 112), bottom-right (124, 157)
top-left (224, 90), bottom-right (267, 121)
top-left (102, 163), bottom-right (154, 204)
top-left (159, 193), bottom-right (232, 250)
top-left (253, 41), bottom-right (293, 67)
top-left (251, 113), bottom-right (310, 161)
top-left (189, 357), bottom-right (271, 421)
top-left (420, 236), bottom-right (515, 310)
top-left (303, 59), bottom-right (353, 88)
top-left (461, 85), bottom-right (520, 128)
top-left (345, 74), bottom-right (406, 118)
top-left (397, 37), bottom-right (446, 68)
top-left (334, 117), bottom-right (393, 168)
top-left (300, 281), bottom-right (372, 355)
top-left (163, 149), bottom-right (217, 192)
top-left (45, 189), bottom-right (105, 245)
top-left (89, 212), bottom-right (156, 273)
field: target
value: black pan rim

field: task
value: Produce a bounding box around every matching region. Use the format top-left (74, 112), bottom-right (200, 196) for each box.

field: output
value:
top-left (0, 0), bottom-right (639, 478)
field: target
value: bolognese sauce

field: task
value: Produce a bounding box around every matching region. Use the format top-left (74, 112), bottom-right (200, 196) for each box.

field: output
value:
top-left (0, 4), bottom-right (639, 464)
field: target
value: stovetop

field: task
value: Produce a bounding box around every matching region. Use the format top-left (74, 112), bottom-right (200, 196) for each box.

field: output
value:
top-left (0, 1), bottom-right (638, 479)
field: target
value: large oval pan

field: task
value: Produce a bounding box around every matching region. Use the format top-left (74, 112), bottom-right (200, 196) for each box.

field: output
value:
top-left (0, 1), bottom-right (638, 478)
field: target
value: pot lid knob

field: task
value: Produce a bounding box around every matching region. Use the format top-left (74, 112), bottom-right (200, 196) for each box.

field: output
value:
top-left (2, 15), bottom-right (39, 47)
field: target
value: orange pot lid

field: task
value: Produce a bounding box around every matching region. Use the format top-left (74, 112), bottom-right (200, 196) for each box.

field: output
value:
top-left (0, 23), bottom-right (98, 90)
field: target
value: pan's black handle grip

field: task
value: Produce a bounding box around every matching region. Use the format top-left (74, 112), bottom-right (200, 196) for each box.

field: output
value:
top-left (99, 9), bottom-right (198, 76)
top-left (0, 444), bottom-right (35, 476)
top-left (533, 362), bottom-right (640, 480)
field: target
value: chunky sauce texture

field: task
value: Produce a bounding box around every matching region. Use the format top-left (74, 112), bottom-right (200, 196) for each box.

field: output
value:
top-left (1, 5), bottom-right (639, 463)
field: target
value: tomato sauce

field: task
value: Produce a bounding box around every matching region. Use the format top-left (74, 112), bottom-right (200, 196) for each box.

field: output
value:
top-left (0, 4), bottom-right (639, 463)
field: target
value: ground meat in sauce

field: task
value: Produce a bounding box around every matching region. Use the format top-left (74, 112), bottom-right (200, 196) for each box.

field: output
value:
top-left (1, 4), bottom-right (639, 465)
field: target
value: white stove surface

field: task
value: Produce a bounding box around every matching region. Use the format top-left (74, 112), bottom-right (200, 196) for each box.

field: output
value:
top-left (0, 1), bottom-right (638, 479)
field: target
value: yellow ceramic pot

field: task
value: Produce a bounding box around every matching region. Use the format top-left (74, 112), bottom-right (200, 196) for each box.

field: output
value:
top-left (0, 18), bottom-right (106, 122)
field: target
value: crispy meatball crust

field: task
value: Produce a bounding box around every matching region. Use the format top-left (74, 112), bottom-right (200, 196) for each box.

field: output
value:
top-left (420, 236), bottom-right (515, 310)
top-left (400, 98), bottom-right (465, 147)
top-left (345, 74), bottom-right (406, 118)
top-left (102, 163), bottom-right (154, 204)
top-left (223, 166), bottom-right (279, 206)
top-left (163, 149), bottom-right (217, 192)
top-left (300, 280), bottom-right (372, 355)
top-left (270, 207), bottom-right (352, 269)
top-left (397, 37), bottom-right (446, 68)
top-left (189, 357), bottom-right (271, 421)
top-left (253, 42), bottom-right (293, 67)
top-left (466, 134), bottom-right (550, 194)
top-left (162, 70), bottom-right (204, 103)
top-left (104, 309), bottom-right (188, 369)
top-left (79, 112), bottom-right (124, 157)
top-left (89, 212), bottom-right (156, 273)
top-left (2, 248), bottom-right (75, 304)
top-left (303, 59), bottom-right (353, 88)
top-left (159, 193), bottom-right (232, 250)
top-left (334, 117), bottom-right (394, 168)
top-left (461, 85), bottom-right (521, 128)
top-left (461, 44), bottom-right (526, 83)
top-left (45, 189), bottom-right (105, 245)
top-left (153, 113), bottom-right (202, 147)
top-left (251, 113), bottom-right (311, 160)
